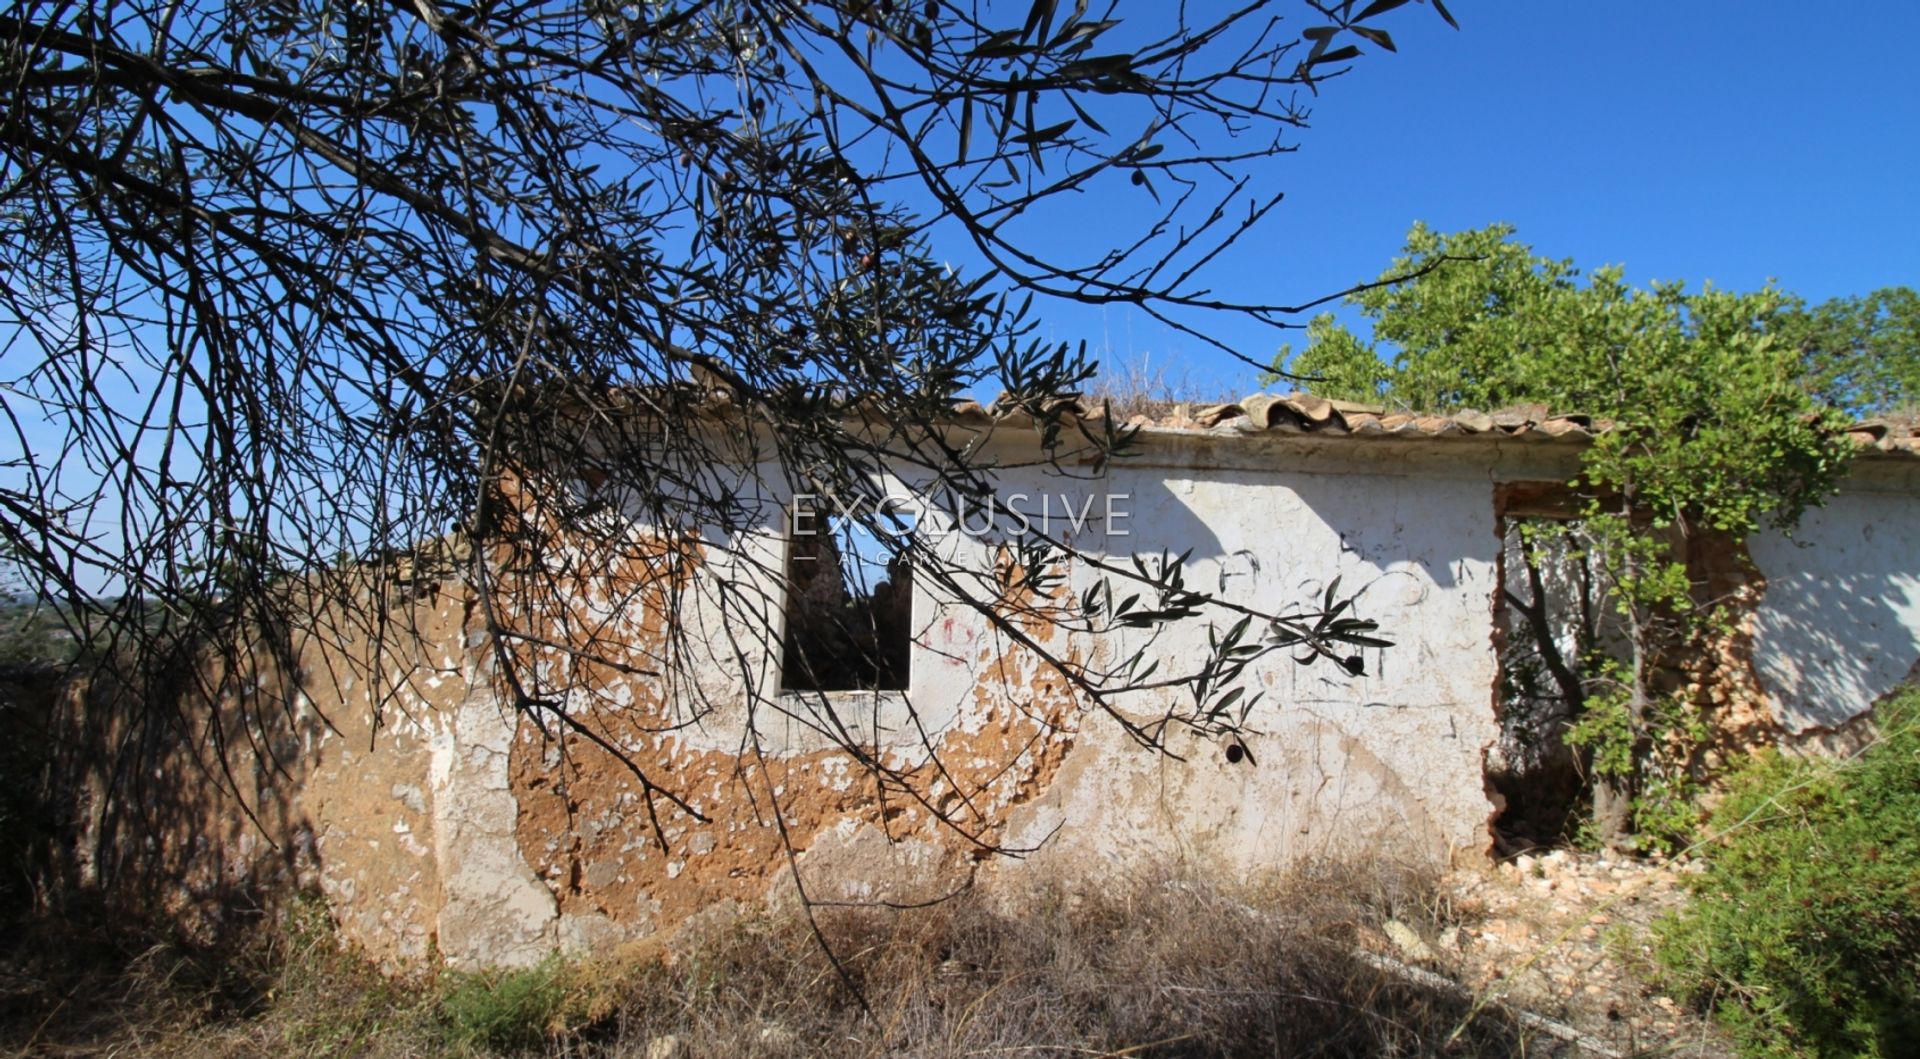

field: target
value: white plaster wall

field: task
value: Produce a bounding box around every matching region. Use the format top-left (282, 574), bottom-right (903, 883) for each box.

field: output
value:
top-left (432, 660), bottom-right (561, 968)
top-left (1005, 459), bottom-right (1502, 869)
top-left (1749, 486), bottom-right (1920, 733)
top-left (621, 444), bottom-right (1507, 872)
top-left (1085, 463), bottom-right (1499, 714)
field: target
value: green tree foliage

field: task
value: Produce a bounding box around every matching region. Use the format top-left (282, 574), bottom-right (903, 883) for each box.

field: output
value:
top-left (1654, 686), bottom-right (1920, 1059)
top-left (1271, 223), bottom-right (1854, 849)
top-left (1282, 223), bottom-right (1919, 421)
top-left (1280, 223), bottom-right (1585, 410)
top-left (1776, 286), bottom-right (1920, 416)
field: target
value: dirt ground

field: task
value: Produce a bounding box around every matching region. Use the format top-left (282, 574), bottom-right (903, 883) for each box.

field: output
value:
top-left (1353, 849), bottom-right (1736, 1058)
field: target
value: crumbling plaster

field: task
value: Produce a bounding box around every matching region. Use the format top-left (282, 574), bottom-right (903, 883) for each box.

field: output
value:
top-left (62, 426), bottom-right (1920, 969)
top-left (385, 434), bottom-right (1516, 964)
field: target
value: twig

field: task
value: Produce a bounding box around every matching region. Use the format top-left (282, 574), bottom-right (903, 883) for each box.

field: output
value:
top-left (1353, 949), bottom-right (1624, 1058)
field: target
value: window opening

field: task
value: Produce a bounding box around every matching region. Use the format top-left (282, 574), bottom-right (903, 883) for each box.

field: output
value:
top-left (781, 498), bottom-right (912, 691)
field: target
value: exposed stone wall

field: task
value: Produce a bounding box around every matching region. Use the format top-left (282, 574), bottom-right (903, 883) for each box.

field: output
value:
top-left (1677, 529), bottom-right (1780, 765)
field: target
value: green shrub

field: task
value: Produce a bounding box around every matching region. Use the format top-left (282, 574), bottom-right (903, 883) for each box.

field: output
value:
top-left (1654, 686), bottom-right (1920, 1058)
top-left (437, 955), bottom-right (572, 1054)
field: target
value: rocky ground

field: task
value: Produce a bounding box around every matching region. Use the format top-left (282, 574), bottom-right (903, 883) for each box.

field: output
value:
top-left (1360, 849), bottom-right (1735, 1058)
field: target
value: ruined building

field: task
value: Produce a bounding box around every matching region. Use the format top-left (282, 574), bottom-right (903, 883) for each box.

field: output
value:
top-left (36, 396), bottom-right (1920, 967)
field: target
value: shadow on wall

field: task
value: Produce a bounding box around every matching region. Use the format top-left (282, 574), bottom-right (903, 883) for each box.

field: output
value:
top-left (1027, 464), bottom-right (1499, 862)
top-left (18, 609), bottom-right (334, 943)
top-left (1127, 465), bottom-right (1474, 588)
top-left (0, 665), bottom-right (67, 920)
top-left (1748, 494), bottom-right (1920, 733)
top-left (1115, 463), bottom-right (1498, 716)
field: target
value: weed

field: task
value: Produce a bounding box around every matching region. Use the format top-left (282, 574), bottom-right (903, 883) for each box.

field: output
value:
top-left (437, 956), bottom-right (573, 1055)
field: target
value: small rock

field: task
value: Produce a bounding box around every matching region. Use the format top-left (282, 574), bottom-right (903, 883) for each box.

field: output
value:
top-left (1383, 919), bottom-right (1436, 962)
top-left (1487, 919), bottom-right (1533, 945)
top-left (389, 783), bottom-right (427, 814)
top-left (644, 1035), bottom-right (685, 1059)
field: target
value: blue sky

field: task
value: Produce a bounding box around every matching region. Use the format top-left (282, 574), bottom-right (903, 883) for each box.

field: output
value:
top-left (1023, 1), bottom-right (1920, 397)
top-left (8, 1), bottom-right (1917, 594)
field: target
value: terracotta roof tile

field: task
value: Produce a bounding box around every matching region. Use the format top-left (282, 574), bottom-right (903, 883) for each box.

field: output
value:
top-left (1453, 409), bottom-right (1495, 433)
top-left (1536, 419), bottom-right (1589, 439)
top-left (1192, 403), bottom-right (1241, 427)
top-left (1290, 394), bottom-right (1336, 424)
top-left (1343, 412), bottom-right (1385, 435)
top-left (938, 392), bottom-right (1919, 460)
top-left (1327, 398), bottom-right (1388, 416)
top-left (1491, 404), bottom-right (1548, 429)
top-left (570, 384), bottom-right (1911, 460)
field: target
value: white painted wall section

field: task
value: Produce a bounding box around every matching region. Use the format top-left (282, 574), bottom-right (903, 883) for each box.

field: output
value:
top-left (1749, 488), bottom-right (1920, 733)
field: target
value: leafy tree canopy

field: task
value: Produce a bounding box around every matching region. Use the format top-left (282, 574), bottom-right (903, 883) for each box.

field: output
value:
top-left (1271, 223), bottom-right (1864, 849)
top-left (1776, 285), bottom-right (1920, 417)
top-left (1274, 222), bottom-right (1851, 537)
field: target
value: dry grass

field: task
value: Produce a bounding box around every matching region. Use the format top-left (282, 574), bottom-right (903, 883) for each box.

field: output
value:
top-left (1082, 354), bottom-right (1245, 422)
top-left (1, 862), bottom-right (1555, 1058)
top-left (0, 897), bottom-right (442, 1058)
